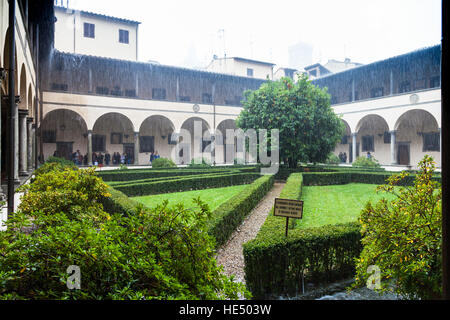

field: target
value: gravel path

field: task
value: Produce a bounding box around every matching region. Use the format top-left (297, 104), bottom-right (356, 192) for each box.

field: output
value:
top-left (215, 182), bottom-right (285, 284)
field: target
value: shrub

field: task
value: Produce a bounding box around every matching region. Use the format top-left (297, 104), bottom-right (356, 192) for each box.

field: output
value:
top-left (352, 156), bottom-right (381, 168)
top-left (325, 153), bottom-right (341, 165)
top-left (0, 165), bottom-right (248, 300)
top-left (34, 157), bottom-right (77, 177)
top-left (113, 172), bottom-right (260, 197)
top-left (352, 155), bottom-right (442, 299)
top-left (207, 175), bottom-right (274, 248)
top-left (151, 157), bottom-right (176, 168)
top-left (188, 158), bottom-right (211, 168)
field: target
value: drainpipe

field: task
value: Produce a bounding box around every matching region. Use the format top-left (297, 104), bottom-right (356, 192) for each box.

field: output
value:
top-left (8, 0), bottom-right (17, 215)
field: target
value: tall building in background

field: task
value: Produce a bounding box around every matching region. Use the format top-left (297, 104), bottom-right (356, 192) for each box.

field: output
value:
top-left (54, 5), bottom-right (140, 61)
top-left (288, 41), bottom-right (313, 71)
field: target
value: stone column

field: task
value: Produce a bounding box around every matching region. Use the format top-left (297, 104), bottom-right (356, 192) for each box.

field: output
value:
top-left (87, 130), bottom-right (93, 166)
top-left (134, 132), bottom-right (140, 165)
top-left (31, 124), bottom-right (36, 169)
top-left (390, 130), bottom-right (397, 165)
top-left (13, 97), bottom-right (21, 183)
top-left (19, 110), bottom-right (29, 176)
top-left (0, 69), bottom-right (5, 195)
top-left (210, 133), bottom-right (215, 166)
top-left (27, 118), bottom-right (34, 173)
top-left (352, 132), bottom-right (357, 163)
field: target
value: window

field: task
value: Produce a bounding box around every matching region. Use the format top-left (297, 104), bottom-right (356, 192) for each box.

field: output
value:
top-left (96, 87), bottom-right (109, 95)
top-left (247, 68), bottom-right (254, 77)
top-left (362, 135), bottom-right (374, 152)
top-left (51, 83), bottom-right (68, 91)
top-left (383, 132), bottom-right (391, 144)
top-left (140, 136), bottom-right (155, 153)
top-left (202, 93), bottom-right (212, 104)
top-left (430, 76), bottom-right (440, 88)
top-left (119, 29), bottom-right (129, 44)
top-left (92, 135), bottom-right (106, 152)
top-left (341, 135), bottom-right (348, 145)
top-left (43, 130), bottom-right (56, 143)
top-left (125, 89), bottom-right (136, 97)
top-left (370, 87), bottom-right (383, 98)
top-left (83, 23), bottom-right (95, 38)
top-left (414, 79), bottom-right (426, 90)
top-left (110, 133), bottom-right (123, 145)
top-left (111, 86), bottom-right (122, 96)
top-left (152, 88), bottom-right (166, 100)
top-left (423, 132), bottom-right (440, 152)
top-left (399, 81), bottom-right (411, 93)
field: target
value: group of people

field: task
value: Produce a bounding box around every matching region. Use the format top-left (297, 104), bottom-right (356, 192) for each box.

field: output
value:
top-left (338, 152), bottom-right (348, 163)
top-left (149, 151), bottom-right (160, 164)
top-left (57, 150), bottom-right (133, 166)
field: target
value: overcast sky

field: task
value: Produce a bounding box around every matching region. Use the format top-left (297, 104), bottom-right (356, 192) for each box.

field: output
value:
top-left (63, 0), bottom-right (441, 70)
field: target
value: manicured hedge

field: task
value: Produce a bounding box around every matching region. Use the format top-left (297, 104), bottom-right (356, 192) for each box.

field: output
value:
top-left (301, 171), bottom-right (441, 186)
top-left (98, 166), bottom-right (258, 182)
top-left (243, 173), bottom-right (362, 299)
top-left (207, 175), bottom-right (274, 249)
top-left (100, 185), bottom-right (142, 216)
top-left (113, 172), bottom-right (261, 197)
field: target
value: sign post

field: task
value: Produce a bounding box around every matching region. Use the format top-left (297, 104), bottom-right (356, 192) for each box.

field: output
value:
top-left (274, 198), bottom-right (303, 237)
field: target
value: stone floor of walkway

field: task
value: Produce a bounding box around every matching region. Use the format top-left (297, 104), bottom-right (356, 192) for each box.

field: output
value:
top-left (215, 182), bottom-right (285, 284)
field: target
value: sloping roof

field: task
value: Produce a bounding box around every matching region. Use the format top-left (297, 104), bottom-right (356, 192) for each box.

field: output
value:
top-left (54, 6), bottom-right (141, 25)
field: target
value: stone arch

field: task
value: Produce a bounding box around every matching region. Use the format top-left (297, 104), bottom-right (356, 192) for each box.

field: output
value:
top-left (40, 109), bottom-right (89, 162)
top-left (333, 119), bottom-right (352, 164)
top-left (216, 119), bottom-right (237, 164)
top-left (354, 114), bottom-right (390, 164)
top-left (179, 117), bottom-right (211, 164)
top-left (3, 27), bottom-right (18, 95)
top-left (394, 109), bottom-right (440, 167)
top-left (138, 115), bottom-right (176, 163)
top-left (19, 63), bottom-right (27, 110)
top-left (92, 112), bottom-right (135, 164)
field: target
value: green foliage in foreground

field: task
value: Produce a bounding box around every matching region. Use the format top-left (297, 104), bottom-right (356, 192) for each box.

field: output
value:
top-left (352, 155), bottom-right (442, 299)
top-left (0, 166), bottom-right (249, 300)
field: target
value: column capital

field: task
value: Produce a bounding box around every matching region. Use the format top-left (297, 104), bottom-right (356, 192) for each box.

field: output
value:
top-left (27, 117), bottom-right (34, 123)
top-left (134, 131), bottom-right (140, 136)
top-left (389, 130), bottom-right (397, 134)
top-left (351, 132), bottom-right (358, 137)
top-left (2, 95), bottom-right (21, 105)
top-left (18, 109), bottom-right (29, 118)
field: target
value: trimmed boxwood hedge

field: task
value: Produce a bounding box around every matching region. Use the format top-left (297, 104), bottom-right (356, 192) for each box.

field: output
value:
top-left (243, 172), bottom-right (362, 299)
top-left (207, 175), bottom-right (274, 249)
top-left (112, 172), bottom-right (261, 197)
top-left (98, 166), bottom-right (259, 182)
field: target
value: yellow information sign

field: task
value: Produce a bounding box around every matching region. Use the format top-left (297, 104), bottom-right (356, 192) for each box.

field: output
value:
top-left (274, 198), bottom-right (303, 219)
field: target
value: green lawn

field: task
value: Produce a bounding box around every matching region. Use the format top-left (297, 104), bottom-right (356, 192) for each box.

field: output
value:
top-left (132, 184), bottom-right (249, 211)
top-left (295, 183), bottom-right (397, 229)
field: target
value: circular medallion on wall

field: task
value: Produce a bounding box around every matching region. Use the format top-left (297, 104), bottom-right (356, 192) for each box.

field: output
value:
top-left (409, 93), bottom-right (419, 104)
top-left (193, 104), bottom-right (200, 113)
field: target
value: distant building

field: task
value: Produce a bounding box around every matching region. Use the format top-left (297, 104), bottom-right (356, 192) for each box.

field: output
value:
top-left (54, 5), bottom-right (140, 61)
top-left (304, 58), bottom-right (362, 79)
top-left (273, 67), bottom-right (298, 81)
top-left (206, 56), bottom-right (275, 80)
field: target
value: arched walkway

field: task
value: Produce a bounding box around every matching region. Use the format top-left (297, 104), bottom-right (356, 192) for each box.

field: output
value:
top-left (333, 119), bottom-right (352, 163)
top-left (92, 112), bottom-right (135, 165)
top-left (138, 115), bottom-right (175, 164)
top-left (394, 109), bottom-right (440, 167)
top-left (354, 114), bottom-right (390, 164)
top-left (216, 119), bottom-right (237, 164)
top-left (40, 109), bottom-right (88, 162)
top-left (179, 117), bottom-right (211, 164)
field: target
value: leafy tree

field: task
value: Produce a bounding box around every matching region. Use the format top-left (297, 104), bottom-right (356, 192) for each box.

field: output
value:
top-left (352, 155), bottom-right (442, 299)
top-left (236, 75), bottom-right (344, 168)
